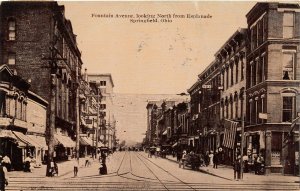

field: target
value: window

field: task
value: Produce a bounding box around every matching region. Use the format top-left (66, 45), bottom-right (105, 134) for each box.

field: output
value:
top-left (100, 81), bottom-right (106, 86)
top-left (235, 62), bottom-right (239, 84)
top-left (282, 96), bottom-right (295, 122)
top-left (100, 104), bottom-right (106, 110)
top-left (8, 19), bottom-right (16, 40)
top-left (230, 66), bottom-right (234, 86)
top-left (283, 12), bottom-right (294, 38)
top-left (256, 58), bottom-right (262, 84)
top-left (263, 16), bottom-right (268, 42)
top-left (226, 68), bottom-right (229, 89)
top-left (241, 59), bottom-right (244, 81)
top-left (282, 53), bottom-right (294, 80)
top-left (8, 53), bottom-right (16, 65)
top-left (251, 25), bottom-right (258, 50)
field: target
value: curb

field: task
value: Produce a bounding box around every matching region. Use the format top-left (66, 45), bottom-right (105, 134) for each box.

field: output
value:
top-left (164, 157), bottom-right (233, 181)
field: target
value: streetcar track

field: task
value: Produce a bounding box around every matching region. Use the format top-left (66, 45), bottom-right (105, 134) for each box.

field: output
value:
top-left (137, 152), bottom-right (198, 190)
top-left (133, 152), bottom-right (171, 190)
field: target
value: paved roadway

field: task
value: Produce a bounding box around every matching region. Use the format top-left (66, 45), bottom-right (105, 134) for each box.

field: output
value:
top-left (7, 151), bottom-right (300, 190)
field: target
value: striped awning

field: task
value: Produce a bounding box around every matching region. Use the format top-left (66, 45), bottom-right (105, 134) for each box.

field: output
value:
top-left (13, 131), bottom-right (41, 148)
top-left (55, 134), bottom-right (75, 148)
top-left (222, 119), bottom-right (238, 149)
top-left (27, 134), bottom-right (47, 150)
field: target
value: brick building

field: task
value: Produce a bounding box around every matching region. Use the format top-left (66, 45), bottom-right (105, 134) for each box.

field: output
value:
top-left (217, 28), bottom-right (247, 165)
top-left (0, 1), bottom-right (83, 160)
top-left (245, 3), bottom-right (300, 174)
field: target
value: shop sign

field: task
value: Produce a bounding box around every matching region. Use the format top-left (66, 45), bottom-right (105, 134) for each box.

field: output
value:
top-left (271, 151), bottom-right (281, 165)
top-left (259, 113), bottom-right (268, 119)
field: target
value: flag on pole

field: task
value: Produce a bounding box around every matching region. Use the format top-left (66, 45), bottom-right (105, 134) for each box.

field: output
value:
top-left (222, 119), bottom-right (239, 149)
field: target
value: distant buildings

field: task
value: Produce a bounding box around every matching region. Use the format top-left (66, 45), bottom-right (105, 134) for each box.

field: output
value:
top-left (87, 73), bottom-right (116, 150)
top-left (145, 2), bottom-right (300, 175)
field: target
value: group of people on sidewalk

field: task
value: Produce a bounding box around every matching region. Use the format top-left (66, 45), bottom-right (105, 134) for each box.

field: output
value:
top-left (73, 151), bottom-right (108, 177)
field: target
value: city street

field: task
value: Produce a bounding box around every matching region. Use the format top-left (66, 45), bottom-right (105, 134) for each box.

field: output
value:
top-left (6, 152), bottom-right (299, 190)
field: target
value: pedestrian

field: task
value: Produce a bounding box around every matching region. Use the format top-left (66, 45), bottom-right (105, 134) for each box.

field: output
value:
top-left (84, 155), bottom-right (90, 167)
top-left (176, 150), bottom-right (182, 162)
top-left (2, 156), bottom-right (10, 172)
top-left (73, 158), bottom-right (79, 177)
top-left (255, 153), bottom-right (264, 175)
top-left (243, 154), bottom-right (249, 173)
top-left (0, 156), bottom-right (9, 191)
top-left (24, 154), bottom-right (32, 172)
top-left (213, 150), bottom-right (219, 169)
top-left (179, 150), bottom-right (187, 168)
top-left (233, 155), bottom-right (241, 180)
top-left (204, 151), bottom-right (210, 166)
top-left (209, 151), bottom-right (214, 166)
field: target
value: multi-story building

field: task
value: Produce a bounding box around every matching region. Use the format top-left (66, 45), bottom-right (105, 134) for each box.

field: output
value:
top-left (188, 60), bottom-right (221, 155)
top-left (87, 73), bottom-right (116, 150)
top-left (245, 3), bottom-right (300, 174)
top-left (0, 65), bottom-right (48, 170)
top-left (0, 1), bottom-right (82, 161)
top-left (216, 28), bottom-right (247, 165)
top-left (146, 100), bottom-right (163, 146)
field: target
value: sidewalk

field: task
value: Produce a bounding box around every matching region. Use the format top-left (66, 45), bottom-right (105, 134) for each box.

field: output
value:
top-left (164, 155), bottom-right (299, 184)
top-left (8, 157), bottom-right (93, 178)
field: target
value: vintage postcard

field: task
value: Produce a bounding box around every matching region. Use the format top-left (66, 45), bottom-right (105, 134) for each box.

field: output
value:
top-left (0, 0), bottom-right (299, 190)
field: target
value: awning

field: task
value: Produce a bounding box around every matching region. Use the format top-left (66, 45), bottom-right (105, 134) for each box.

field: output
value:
top-left (80, 137), bottom-right (89, 146)
top-left (84, 137), bottom-right (93, 146)
top-left (55, 134), bottom-right (75, 148)
top-left (80, 136), bottom-right (93, 146)
top-left (27, 135), bottom-right (47, 150)
top-left (162, 129), bottom-right (167, 135)
top-left (13, 131), bottom-right (41, 148)
top-left (0, 129), bottom-right (17, 140)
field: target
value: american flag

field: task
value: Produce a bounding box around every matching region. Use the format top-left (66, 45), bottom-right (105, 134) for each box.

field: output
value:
top-left (222, 119), bottom-right (238, 149)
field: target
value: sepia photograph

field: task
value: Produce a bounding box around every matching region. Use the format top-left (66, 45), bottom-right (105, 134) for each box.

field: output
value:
top-left (0, 0), bottom-right (299, 190)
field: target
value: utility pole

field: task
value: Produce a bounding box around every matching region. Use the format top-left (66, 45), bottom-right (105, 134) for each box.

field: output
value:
top-left (75, 62), bottom-right (80, 162)
top-left (240, 115), bottom-right (245, 180)
top-left (95, 86), bottom-right (100, 159)
top-left (44, 18), bottom-right (66, 177)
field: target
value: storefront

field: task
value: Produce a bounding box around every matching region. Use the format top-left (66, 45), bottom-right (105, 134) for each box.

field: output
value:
top-left (54, 133), bottom-right (75, 161)
top-left (79, 136), bottom-right (93, 157)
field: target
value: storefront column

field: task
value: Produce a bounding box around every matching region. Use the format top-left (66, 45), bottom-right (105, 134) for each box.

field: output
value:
top-left (265, 131), bottom-right (272, 174)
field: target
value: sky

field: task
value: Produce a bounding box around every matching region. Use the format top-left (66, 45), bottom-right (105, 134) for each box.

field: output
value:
top-left (61, 1), bottom-right (256, 144)
top-left (62, 1), bottom-right (256, 95)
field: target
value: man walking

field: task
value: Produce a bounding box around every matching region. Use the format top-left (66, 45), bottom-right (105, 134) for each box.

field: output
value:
top-left (0, 156), bottom-right (9, 191)
top-left (73, 158), bottom-right (79, 177)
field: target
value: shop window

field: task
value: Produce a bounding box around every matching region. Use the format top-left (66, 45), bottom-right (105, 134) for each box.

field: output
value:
top-left (283, 12), bottom-right (294, 39)
top-left (282, 53), bottom-right (294, 80)
top-left (8, 19), bottom-right (16, 40)
top-left (282, 96), bottom-right (295, 122)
